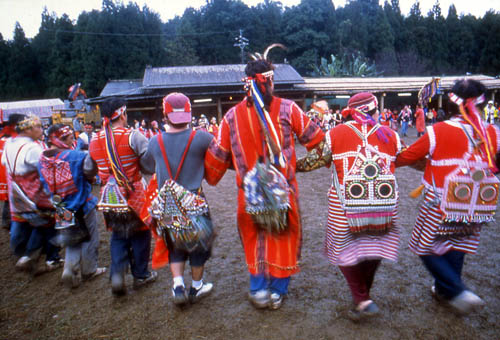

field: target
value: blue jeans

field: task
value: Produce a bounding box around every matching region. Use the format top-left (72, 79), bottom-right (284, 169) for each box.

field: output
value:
top-left (401, 121), bottom-right (409, 136)
top-left (250, 274), bottom-right (290, 295)
top-left (420, 250), bottom-right (466, 300)
top-left (10, 221), bottom-right (60, 260)
top-left (110, 229), bottom-right (151, 279)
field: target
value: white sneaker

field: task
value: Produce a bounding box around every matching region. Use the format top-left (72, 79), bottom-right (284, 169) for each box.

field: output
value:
top-left (189, 282), bottom-right (213, 303)
top-left (269, 292), bottom-right (284, 310)
top-left (248, 289), bottom-right (270, 309)
top-left (449, 290), bottom-right (485, 314)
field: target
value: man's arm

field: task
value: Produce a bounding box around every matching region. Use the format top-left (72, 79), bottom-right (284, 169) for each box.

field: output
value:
top-left (83, 152), bottom-right (98, 181)
top-left (129, 130), bottom-right (154, 175)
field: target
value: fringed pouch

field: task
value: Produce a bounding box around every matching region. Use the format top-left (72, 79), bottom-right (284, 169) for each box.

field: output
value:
top-left (243, 161), bottom-right (290, 233)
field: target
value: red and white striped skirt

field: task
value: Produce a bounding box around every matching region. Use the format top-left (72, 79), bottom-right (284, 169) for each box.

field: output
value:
top-left (409, 189), bottom-right (481, 256)
top-left (324, 186), bottom-right (400, 266)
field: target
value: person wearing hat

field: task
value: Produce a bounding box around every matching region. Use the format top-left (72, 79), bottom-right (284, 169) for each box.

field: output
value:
top-left (145, 92), bottom-right (215, 306)
top-left (89, 97), bottom-right (157, 296)
top-left (150, 120), bottom-right (161, 137)
top-left (204, 47), bottom-right (324, 310)
top-left (396, 79), bottom-right (500, 315)
top-left (296, 92), bottom-right (402, 321)
top-left (484, 100), bottom-right (498, 124)
top-left (1, 114), bottom-right (63, 273)
top-left (39, 124), bottom-right (106, 288)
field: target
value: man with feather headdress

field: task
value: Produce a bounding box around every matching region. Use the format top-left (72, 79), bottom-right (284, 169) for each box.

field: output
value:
top-left (204, 44), bottom-right (324, 310)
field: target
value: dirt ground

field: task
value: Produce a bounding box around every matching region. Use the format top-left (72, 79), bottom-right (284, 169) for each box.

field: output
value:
top-left (1, 128), bottom-right (499, 340)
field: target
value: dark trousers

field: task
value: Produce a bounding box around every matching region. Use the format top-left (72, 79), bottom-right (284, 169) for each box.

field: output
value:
top-left (2, 201), bottom-right (10, 229)
top-left (339, 259), bottom-right (381, 305)
top-left (10, 221), bottom-right (60, 261)
top-left (110, 229), bottom-right (151, 279)
top-left (420, 250), bottom-right (466, 300)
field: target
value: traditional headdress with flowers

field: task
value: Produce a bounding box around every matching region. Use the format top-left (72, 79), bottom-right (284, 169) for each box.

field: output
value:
top-left (17, 114), bottom-right (41, 131)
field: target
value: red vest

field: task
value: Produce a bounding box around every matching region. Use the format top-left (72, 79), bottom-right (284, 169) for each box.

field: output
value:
top-left (422, 120), bottom-right (499, 189)
top-left (90, 127), bottom-right (148, 227)
top-left (89, 127), bottom-right (141, 183)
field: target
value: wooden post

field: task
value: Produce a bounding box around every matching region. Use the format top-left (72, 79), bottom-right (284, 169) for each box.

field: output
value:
top-left (217, 97), bottom-right (222, 122)
top-left (380, 93), bottom-right (385, 111)
top-left (438, 94), bottom-right (443, 108)
top-left (302, 94), bottom-right (307, 111)
top-left (492, 90), bottom-right (496, 103)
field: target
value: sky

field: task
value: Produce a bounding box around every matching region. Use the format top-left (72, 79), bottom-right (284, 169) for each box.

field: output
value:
top-left (0, 0), bottom-right (497, 40)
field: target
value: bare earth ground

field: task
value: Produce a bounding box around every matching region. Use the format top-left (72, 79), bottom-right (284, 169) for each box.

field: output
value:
top-left (0, 128), bottom-right (499, 340)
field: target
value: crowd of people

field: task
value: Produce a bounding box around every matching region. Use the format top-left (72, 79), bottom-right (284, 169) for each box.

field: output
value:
top-left (1, 52), bottom-right (499, 322)
top-left (309, 102), bottom-right (470, 139)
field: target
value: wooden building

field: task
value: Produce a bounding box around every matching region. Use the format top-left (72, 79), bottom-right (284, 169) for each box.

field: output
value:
top-left (88, 64), bottom-right (304, 123)
top-left (89, 64), bottom-right (500, 123)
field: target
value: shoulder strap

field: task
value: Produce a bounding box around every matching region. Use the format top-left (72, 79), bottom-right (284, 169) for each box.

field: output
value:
top-left (345, 122), bottom-right (381, 143)
top-left (6, 143), bottom-right (28, 174)
top-left (157, 130), bottom-right (196, 181)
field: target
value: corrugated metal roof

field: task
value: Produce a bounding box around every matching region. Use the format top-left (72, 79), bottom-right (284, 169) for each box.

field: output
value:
top-left (297, 75), bottom-right (500, 94)
top-left (0, 98), bottom-right (64, 118)
top-left (99, 79), bottom-right (143, 97)
top-left (142, 64), bottom-right (304, 88)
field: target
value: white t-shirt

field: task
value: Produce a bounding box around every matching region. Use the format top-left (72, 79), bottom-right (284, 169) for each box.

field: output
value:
top-left (1, 136), bottom-right (43, 175)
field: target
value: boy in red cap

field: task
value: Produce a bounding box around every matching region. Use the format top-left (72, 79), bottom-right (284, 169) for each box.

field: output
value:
top-left (146, 92), bottom-right (215, 306)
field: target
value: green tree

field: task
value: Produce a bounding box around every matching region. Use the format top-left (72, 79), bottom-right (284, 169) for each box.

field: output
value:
top-left (282, 0), bottom-right (336, 74)
top-left (6, 23), bottom-right (41, 99)
top-left (478, 11), bottom-right (500, 75)
top-left (0, 34), bottom-right (10, 100)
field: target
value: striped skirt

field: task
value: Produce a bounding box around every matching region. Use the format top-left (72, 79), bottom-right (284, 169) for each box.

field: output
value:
top-left (324, 186), bottom-right (400, 267)
top-left (409, 189), bottom-right (481, 256)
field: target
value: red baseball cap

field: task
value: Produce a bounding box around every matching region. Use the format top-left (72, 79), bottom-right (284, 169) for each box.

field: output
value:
top-left (162, 92), bottom-right (192, 124)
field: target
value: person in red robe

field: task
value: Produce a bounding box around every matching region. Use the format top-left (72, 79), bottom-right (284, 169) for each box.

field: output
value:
top-left (415, 104), bottom-right (426, 137)
top-left (204, 50), bottom-right (324, 310)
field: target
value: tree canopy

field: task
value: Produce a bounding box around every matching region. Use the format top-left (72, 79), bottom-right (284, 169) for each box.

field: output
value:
top-left (0, 0), bottom-right (499, 101)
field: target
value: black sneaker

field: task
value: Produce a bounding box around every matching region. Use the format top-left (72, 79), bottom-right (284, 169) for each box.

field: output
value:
top-left (172, 285), bottom-right (188, 306)
top-left (133, 271), bottom-right (158, 289)
top-left (188, 282), bottom-right (213, 304)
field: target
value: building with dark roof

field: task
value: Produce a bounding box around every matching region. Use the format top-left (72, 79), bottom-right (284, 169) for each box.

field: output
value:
top-left (89, 64), bottom-right (304, 123)
top-left (90, 63), bottom-right (500, 123)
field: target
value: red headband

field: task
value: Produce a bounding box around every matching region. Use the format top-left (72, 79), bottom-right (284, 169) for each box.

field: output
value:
top-left (53, 126), bottom-right (72, 139)
top-left (49, 126), bottom-right (73, 149)
top-left (110, 105), bottom-right (126, 121)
